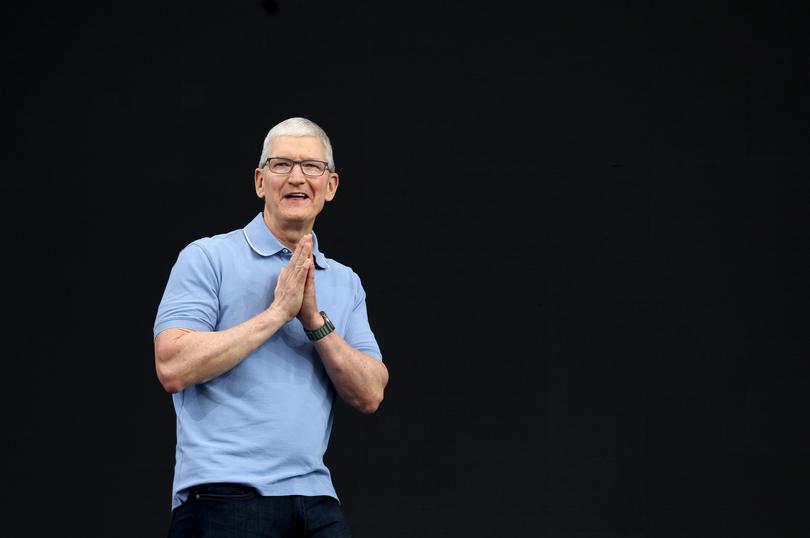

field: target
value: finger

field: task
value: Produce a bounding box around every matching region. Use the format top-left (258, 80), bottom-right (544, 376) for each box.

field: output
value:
top-left (299, 242), bottom-right (312, 269)
top-left (296, 257), bottom-right (311, 281)
top-left (306, 257), bottom-right (315, 287)
top-left (300, 258), bottom-right (313, 295)
top-left (289, 240), bottom-right (303, 268)
top-left (295, 232), bottom-right (312, 258)
top-left (294, 235), bottom-right (312, 268)
top-left (299, 234), bottom-right (312, 253)
top-left (274, 268), bottom-right (288, 297)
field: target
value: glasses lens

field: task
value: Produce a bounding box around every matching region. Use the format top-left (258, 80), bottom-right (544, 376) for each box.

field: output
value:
top-left (301, 161), bottom-right (326, 176)
top-left (268, 158), bottom-right (293, 174)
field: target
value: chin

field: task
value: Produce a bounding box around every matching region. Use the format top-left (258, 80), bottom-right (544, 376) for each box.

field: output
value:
top-left (280, 212), bottom-right (316, 226)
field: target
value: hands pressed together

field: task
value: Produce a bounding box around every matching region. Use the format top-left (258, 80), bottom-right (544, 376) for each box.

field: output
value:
top-left (272, 234), bottom-right (323, 331)
top-left (269, 234), bottom-right (387, 413)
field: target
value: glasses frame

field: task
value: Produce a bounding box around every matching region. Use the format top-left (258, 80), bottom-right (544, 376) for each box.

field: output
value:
top-left (264, 157), bottom-right (331, 177)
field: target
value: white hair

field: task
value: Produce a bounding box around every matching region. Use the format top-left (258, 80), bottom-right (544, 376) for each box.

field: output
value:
top-left (258, 117), bottom-right (335, 170)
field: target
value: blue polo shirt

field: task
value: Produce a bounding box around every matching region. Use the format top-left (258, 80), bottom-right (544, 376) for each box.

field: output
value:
top-left (154, 212), bottom-right (383, 510)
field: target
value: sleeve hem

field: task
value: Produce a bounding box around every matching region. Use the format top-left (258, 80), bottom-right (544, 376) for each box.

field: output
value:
top-left (154, 319), bottom-right (214, 338)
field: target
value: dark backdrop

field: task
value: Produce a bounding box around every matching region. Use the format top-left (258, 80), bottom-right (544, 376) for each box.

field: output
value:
top-left (6, 1), bottom-right (807, 537)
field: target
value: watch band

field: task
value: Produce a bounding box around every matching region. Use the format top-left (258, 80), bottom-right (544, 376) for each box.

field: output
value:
top-left (305, 311), bottom-right (335, 341)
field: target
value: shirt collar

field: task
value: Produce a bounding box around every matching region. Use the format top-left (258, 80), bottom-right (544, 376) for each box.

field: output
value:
top-left (242, 212), bottom-right (329, 269)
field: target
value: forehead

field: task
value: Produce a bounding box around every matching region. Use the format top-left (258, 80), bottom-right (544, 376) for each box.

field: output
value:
top-left (270, 135), bottom-right (325, 159)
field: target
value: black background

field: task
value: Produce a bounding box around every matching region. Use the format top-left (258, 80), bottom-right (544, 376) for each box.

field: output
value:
top-left (5, 1), bottom-right (808, 537)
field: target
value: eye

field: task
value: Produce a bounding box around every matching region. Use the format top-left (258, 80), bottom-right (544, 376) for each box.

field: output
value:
top-left (270, 159), bottom-right (293, 172)
top-left (302, 161), bottom-right (325, 174)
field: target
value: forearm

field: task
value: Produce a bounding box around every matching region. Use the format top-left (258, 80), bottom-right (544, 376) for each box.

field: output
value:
top-left (155, 306), bottom-right (289, 392)
top-left (313, 331), bottom-right (389, 414)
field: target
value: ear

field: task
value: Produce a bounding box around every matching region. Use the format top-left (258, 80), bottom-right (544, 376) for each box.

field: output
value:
top-left (254, 167), bottom-right (265, 199)
top-left (324, 171), bottom-right (339, 202)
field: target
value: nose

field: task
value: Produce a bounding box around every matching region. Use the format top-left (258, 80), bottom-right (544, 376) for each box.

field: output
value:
top-left (287, 163), bottom-right (307, 182)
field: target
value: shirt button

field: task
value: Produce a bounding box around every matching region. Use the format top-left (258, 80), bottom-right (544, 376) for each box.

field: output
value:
top-left (282, 248), bottom-right (290, 254)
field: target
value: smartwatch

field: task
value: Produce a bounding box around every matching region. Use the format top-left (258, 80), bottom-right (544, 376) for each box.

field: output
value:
top-left (305, 311), bottom-right (335, 341)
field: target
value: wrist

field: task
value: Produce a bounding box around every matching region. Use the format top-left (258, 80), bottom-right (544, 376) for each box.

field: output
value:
top-left (301, 312), bottom-right (324, 331)
top-left (304, 311), bottom-right (335, 341)
top-left (267, 303), bottom-right (295, 324)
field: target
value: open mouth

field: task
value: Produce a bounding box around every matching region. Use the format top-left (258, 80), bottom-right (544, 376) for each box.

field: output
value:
top-left (284, 193), bottom-right (309, 200)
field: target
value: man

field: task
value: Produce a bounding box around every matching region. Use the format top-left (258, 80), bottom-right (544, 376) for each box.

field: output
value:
top-left (153, 117), bottom-right (388, 537)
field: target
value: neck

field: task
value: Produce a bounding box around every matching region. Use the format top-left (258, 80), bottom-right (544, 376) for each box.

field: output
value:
top-left (262, 209), bottom-right (314, 250)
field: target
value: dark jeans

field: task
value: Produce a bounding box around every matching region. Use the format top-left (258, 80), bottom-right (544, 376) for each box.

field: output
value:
top-left (168, 483), bottom-right (353, 538)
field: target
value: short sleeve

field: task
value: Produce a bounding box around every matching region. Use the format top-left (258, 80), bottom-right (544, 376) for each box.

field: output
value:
top-left (153, 242), bottom-right (220, 337)
top-left (343, 271), bottom-right (383, 361)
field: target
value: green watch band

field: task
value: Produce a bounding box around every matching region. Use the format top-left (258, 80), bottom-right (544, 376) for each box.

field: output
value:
top-left (305, 311), bottom-right (335, 341)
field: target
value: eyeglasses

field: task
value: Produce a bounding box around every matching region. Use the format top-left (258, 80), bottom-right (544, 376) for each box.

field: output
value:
top-left (264, 157), bottom-right (330, 177)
